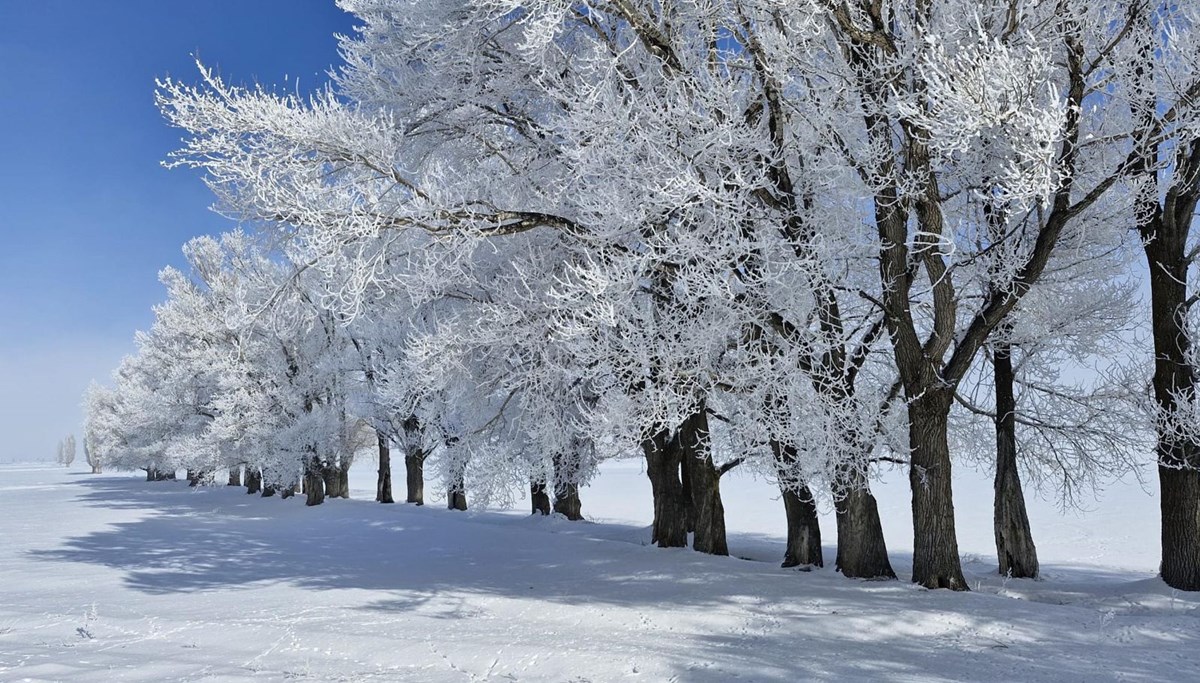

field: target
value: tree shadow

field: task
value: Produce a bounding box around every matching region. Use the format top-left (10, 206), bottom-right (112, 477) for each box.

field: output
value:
top-left (29, 475), bottom-right (1200, 682)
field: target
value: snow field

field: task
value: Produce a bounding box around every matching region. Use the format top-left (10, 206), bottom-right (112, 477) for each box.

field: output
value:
top-left (0, 461), bottom-right (1194, 682)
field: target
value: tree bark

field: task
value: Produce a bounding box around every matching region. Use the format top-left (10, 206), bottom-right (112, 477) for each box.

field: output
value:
top-left (338, 460), bottom-right (351, 499)
top-left (781, 486), bottom-right (822, 569)
top-left (1146, 228), bottom-right (1200, 590)
top-left (908, 390), bottom-right (969, 590)
top-left (551, 451), bottom-right (583, 521)
top-left (642, 427), bottom-right (688, 548)
top-left (531, 480), bottom-right (551, 515)
top-left (771, 441), bottom-right (823, 568)
top-left (993, 339), bottom-right (1040, 578)
top-left (227, 466), bottom-right (242, 487)
top-left (679, 409), bottom-right (727, 556)
top-left (322, 464), bottom-right (342, 499)
top-left (305, 458), bottom-right (325, 507)
top-left (447, 460), bottom-right (468, 511)
top-left (405, 452), bottom-right (425, 505)
top-left (832, 464), bottom-right (895, 579)
top-left (402, 416), bottom-right (425, 505)
top-left (552, 483), bottom-right (583, 520)
top-left (680, 446), bottom-right (695, 533)
top-left (376, 431), bottom-right (394, 503)
top-left (245, 468), bottom-right (262, 495)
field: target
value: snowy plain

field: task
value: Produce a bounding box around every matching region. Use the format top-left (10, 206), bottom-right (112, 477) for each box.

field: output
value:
top-left (1, 459), bottom-right (1197, 682)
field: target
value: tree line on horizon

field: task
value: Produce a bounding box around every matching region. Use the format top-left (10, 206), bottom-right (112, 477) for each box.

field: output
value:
top-left (83, 0), bottom-right (1200, 592)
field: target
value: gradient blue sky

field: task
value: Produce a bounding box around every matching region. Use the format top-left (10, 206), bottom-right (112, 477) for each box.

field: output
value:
top-left (0, 1), bottom-right (358, 461)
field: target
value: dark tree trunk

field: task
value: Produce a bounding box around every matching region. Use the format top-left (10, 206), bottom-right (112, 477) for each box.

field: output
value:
top-left (993, 339), bottom-right (1039, 578)
top-left (187, 469), bottom-right (200, 486)
top-left (782, 486), bottom-right (822, 569)
top-left (553, 481), bottom-right (583, 520)
top-left (376, 432), bottom-right (394, 503)
top-left (833, 465), bottom-right (895, 579)
top-left (227, 466), bottom-right (242, 487)
top-left (551, 451), bottom-right (583, 521)
top-left (261, 484), bottom-right (276, 497)
top-left (245, 468), bottom-right (262, 495)
top-left (771, 441), bottom-right (823, 568)
top-left (1161, 465), bottom-right (1200, 589)
top-left (145, 467), bottom-right (155, 482)
top-left (338, 461), bottom-right (351, 499)
top-left (642, 427), bottom-right (688, 548)
top-left (402, 416), bottom-right (425, 505)
top-left (447, 461), bottom-right (468, 511)
top-left (322, 464), bottom-right (341, 499)
top-left (531, 480), bottom-right (551, 515)
top-left (679, 409), bottom-right (727, 556)
top-left (908, 390), bottom-right (968, 590)
top-left (405, 452), bottom-right (425, 505)
top-left (1146, 229), bottom-right (1200, 590)
top-left (280, 485), bottom-right (295, 499)
top-left (163, 469), bottom-right (176, 481)
top-left (680, 447), bottom-right (696, 533)
top-left (305, 459), bottom-right (326, 507)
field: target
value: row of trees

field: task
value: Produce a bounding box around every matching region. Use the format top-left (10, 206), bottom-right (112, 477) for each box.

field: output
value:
top-left (87, 0), bottom-right (1200, 590)
top-left (55, 435), bottom-right (75, 468)
top-left (55, 433), bottom-right (103, 473)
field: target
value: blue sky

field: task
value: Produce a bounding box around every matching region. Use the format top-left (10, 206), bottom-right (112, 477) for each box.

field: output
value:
top-left (0, 1), bottom-right (358, 461)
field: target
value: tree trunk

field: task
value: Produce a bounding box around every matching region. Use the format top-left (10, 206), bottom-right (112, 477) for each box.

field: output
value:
top-left (245, 468), bottom-right (262, 495)
top-left (261, 484), bottom-right (276, 497)
top-left (781, 485), bottom-right (822, 569)
top-left (1146, 232), bottom-right (1200, 590)
top-left (553, 481), bottom-right (583, 520)
top-left (680, 446), bottom-right (696, 533)
top-left (447, 461), bottom-right (468, 511)
top-left (145, 467), bottom-right (155, 482)
top-left (405, 451), bottom-right (425, 505)
top-left (908, 390), bottom-right (968, 590)
top-left (338, 460), bottom-right (351, 499)
top-left (679, 409), bottom-right (727, 555)
top-left (642, 427), bottom-right (688, 548)
top-left (376, 432), bottom-right (394, 503)
top-left (322, 464), bottom-right (341, 499)
top-left (305, 459), bottom-right (326, 507)
top-left (993, 339), bottom-right (1040, 578)
top-left (402, 415), bottom-right (426, 505)
top-left (531, 480), bottom-right (551, 515)
top-left (187, 469), bottom-right (200, 486)
top-left (772, 441), bottom-right (823, 568)
top-left (227, 466), bottom-right (242, 487)
top-left (551, 451), bottom-right (583, 521)
top-left (833, 465), bottom-right (895, 579)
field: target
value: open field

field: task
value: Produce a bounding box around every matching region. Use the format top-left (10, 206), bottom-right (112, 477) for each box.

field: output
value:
top-left (0, 461), bottom-right (1195, 682)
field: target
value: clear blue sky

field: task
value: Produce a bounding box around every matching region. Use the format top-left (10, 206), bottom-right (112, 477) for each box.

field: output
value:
top-left (0, 0), bottom-right (358, 462)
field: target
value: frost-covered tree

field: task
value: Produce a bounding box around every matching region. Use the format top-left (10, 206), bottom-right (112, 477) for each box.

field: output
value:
top-left (1119, 1), bottom-right (1200, 592)
top-left (140, 0), bottom-right (1200, 591)
top-left (61, 434), bottom-right (76, 468)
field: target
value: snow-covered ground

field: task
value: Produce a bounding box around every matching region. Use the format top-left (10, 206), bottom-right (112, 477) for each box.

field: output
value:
top-left (1, 460), bottom-right (1196, 682)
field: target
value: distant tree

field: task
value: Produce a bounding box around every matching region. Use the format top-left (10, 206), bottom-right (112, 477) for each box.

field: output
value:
top-left (62, 434), bottom-right (76, 468)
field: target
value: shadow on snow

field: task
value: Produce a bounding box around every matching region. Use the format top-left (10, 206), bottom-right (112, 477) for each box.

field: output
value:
top-left (26, 474), bottom-right (1200, 682)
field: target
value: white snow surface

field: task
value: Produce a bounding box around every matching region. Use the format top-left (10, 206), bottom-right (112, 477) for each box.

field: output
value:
top-left (1, 460), bottom-right (1198, 682)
